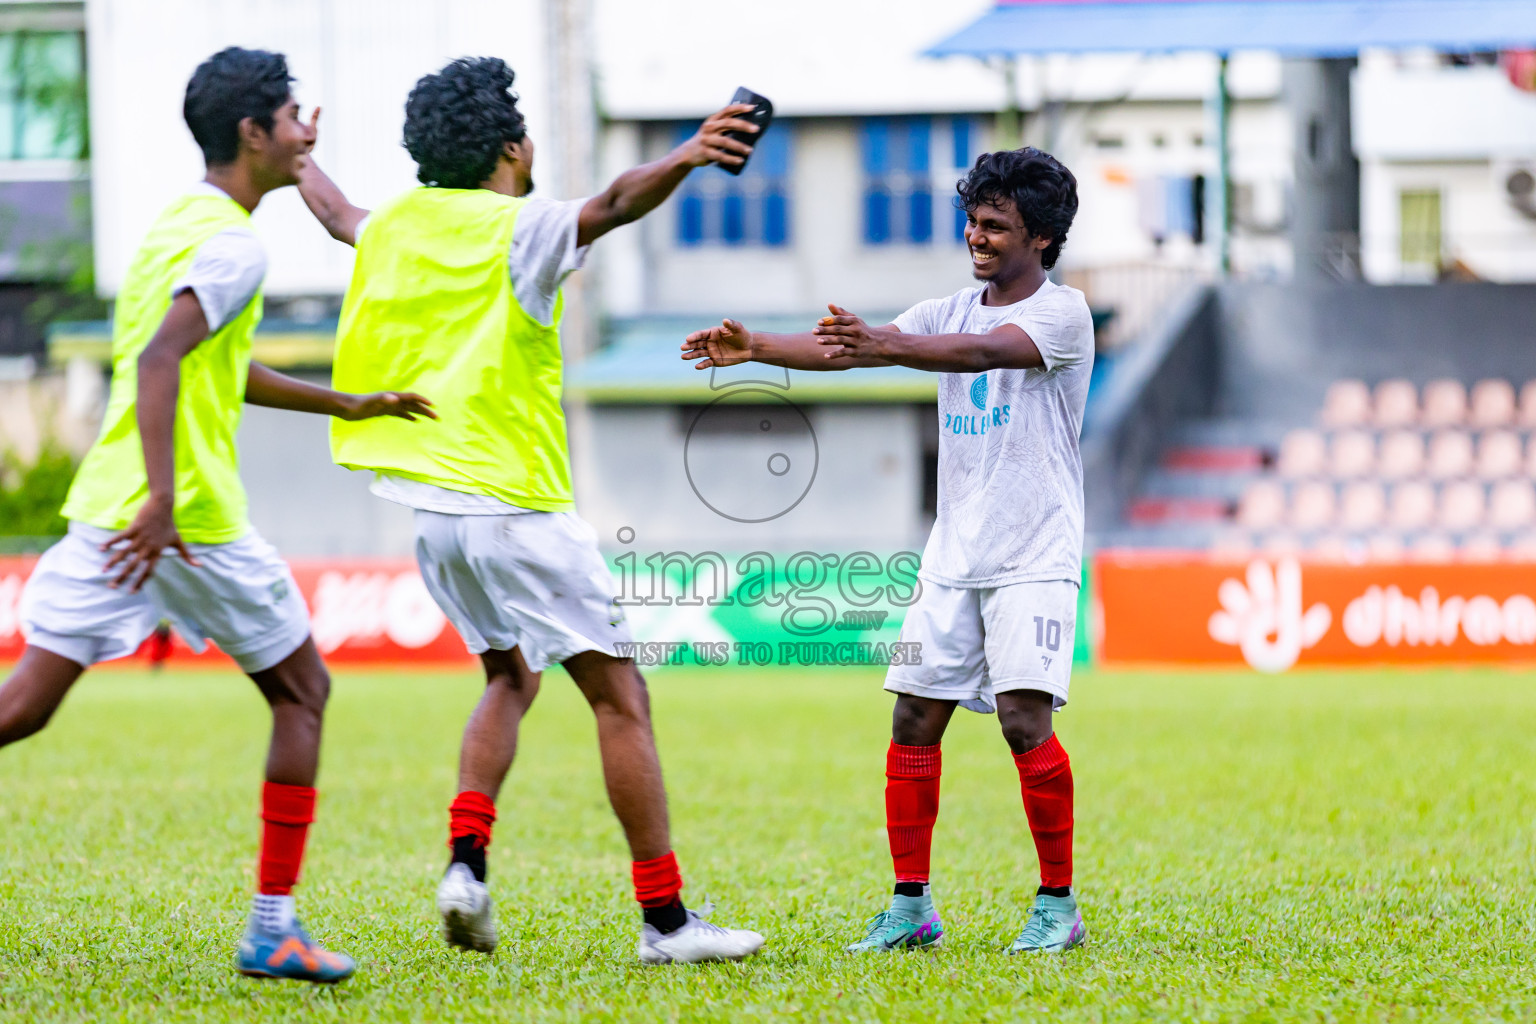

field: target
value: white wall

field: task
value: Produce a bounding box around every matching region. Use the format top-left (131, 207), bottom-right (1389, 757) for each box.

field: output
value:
top-left (87, 0), bottom-right (554, 297)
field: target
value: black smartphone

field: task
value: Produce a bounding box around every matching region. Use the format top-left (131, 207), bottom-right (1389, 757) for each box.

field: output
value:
top-left (721, 86), bottom-right (773, 176)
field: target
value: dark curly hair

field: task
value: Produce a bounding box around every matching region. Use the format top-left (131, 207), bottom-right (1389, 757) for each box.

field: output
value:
top-left (183, 47), bottom-right (293, 165)
top-left (403, 57), bottom-right (527, 189)
top-left (956, 147), bottom-right (1078, 270)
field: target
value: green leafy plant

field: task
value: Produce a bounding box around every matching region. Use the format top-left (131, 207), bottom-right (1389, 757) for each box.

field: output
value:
top-left (0, 439), bottom-right (76, 538)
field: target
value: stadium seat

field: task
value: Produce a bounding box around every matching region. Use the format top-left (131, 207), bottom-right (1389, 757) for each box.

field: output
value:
top-left (1260, 532), bottom-right (1303, 556)
top-left (1425, 430), bottom-right (1474, 480)
top-left (1377, 430), bottom-right (1425, 479)
top-left (1421, 379), bottom-right (1468, 427)
top-left (1309, 534), bottom-right (1355, 563)
top-left (1438, 479), bottom-right (1486, 530)
top-left (1339, 481), bottom-right (1386, 530)
top-left (1460, 532), bottom-right (1504, 563)
top-left (1408, 533), bottom-right (1456, 563)
top-left (1289, 481), bottom-right (1336, 530)
top-left (1373, 379), bottom-right (1418, 427)
top-left (1329, 430), bottom-right (1376, 478)
top-left (1475, 429), bottom-right (1523, 479)
top-left (1389, 481), bottom-right (1436, 531)
top-left (1210, 530), bottom-right (1256, 560)
top-left (1277, 429), bottom-right (1327, 478)
top-left (1521, 380), bottom-right (1536, 428)
top-left (1527, 435), bottom-right (1536, 478)
top-left (1236, 480), bottom-right (1286, 530)
top-left (1320, 379), bottom-right (1371, 428)
top-left (1489, 479), bottom-right (1536, 530)
top-left (1367, 533), bottom-right (1405, 562)
top-left (1470, 378), bottom-right (1517, 428)
top-left (1508, 532), bottom-right (1536, 561)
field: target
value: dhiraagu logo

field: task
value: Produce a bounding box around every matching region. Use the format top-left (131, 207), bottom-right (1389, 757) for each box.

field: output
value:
top-left (947, 373), bottom-right (1009, 437)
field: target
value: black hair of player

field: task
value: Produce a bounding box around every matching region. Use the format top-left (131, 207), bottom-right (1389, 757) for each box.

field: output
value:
top-left (403, 57), bottom-right (528, 189)
top-left (956, 147), bottom-right (1078, 270)
top-left (183, 47), bottom-right (294, 166)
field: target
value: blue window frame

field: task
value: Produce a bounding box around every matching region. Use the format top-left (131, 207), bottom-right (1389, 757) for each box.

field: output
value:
top-left (674, 120), bottom-right (791, 247)
top-left (861, 116), bottom-right (982, 246)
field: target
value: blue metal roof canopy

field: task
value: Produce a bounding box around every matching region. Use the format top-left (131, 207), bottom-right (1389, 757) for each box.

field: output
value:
top-left (928, 0), bottom-right (1536, 58)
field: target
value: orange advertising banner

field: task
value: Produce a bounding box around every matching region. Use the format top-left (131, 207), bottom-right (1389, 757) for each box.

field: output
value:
top-left (0, 557), bottom-right (474, 667)
top-left (1096, 551), bottom-right (1536, 670)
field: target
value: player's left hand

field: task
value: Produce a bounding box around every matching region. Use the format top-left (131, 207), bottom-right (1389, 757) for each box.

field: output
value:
top-left (102, 496), bottom-right (199, 593)
top-left (813, 303), bottom-right (892, 360)
top-left (342, 391), bottom-right (438, 422)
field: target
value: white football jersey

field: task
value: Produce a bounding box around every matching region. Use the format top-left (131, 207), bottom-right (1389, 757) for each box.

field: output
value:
top-left (893, 279), bottom-right (1094, 588)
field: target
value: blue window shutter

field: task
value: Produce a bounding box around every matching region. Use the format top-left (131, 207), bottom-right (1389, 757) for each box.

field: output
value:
top-left (864, 188), bottom-right (891, 244)
top-left (763, 191), bottom-right (788, 245)
top-left (908, 191), bottom-right (933, 244)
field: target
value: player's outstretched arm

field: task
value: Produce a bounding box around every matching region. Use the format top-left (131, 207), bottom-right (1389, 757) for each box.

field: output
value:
top-left (295, 145), bottom-right (368, 246)
top-left (576, 103), bottom-right (760, 248)
top-left (681, 314), bottom-right (893, 372)
top-left (245, 363), bottom-right (436, 421)
top-left (814, 304), bottom-right (1044, 373)
top-left (104, 290), bottom-right (210, 590)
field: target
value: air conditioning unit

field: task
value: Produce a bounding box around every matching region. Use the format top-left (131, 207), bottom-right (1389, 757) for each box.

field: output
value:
top-left (1498, 161), bottom-right (1536, 219)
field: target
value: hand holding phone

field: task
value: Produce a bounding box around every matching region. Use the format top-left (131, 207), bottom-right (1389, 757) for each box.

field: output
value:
top-left (722, 87), bottom-right (773, 176)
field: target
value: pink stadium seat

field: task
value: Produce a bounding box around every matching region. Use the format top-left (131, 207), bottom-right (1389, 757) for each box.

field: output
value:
top-left (1289, 481), bottom-right (1336, 530)
top-left (1277, 429), bottom-right (1327, 478)
top-left (1421, 379), bottom-right (1468, 428)
top-left (1389, 481), bottom-right (1436, 531)
top-left (1508, 532), bottom-right (1536, 561)
top-left (1408, 534), bottom-right (1456, 563)
top-left (1339, 481), bottom-right (1386, 530)
top-left (1309, 534), bottom-right (1355, 563)
top-left (1489, 480), bottom-right (1536, 530)
top-left (1260, 533), bottom-right (1303, 556)
top-left (1438, 480), bottom-right (1486, 531)
top-left (1236, 480), bottom-right (1286, 530)
top-left (1367, 533), bottom-right (1405, 563)
top-left (1475, 430), bottom-right (1523, 479)
top-left (1373, 379), bottom-right (1418, 428)
top-left (1460, 532), bottom-right (1504, 563)
top-left (1520, 381), bottom-right (1536, 429)
top-left (1377, 430), bottom-right (1425, 479)
top-left (1329, 430), bottom-right (1376, 478)
top-left (1425, 430), bottom-right (1474, 480)
top-left (1470, 379), bottom-right (1517, 428)
top-left (1527, 436), bottom-right (1536, 478)
top-left (1320, 379), bottom-right (1371, 428)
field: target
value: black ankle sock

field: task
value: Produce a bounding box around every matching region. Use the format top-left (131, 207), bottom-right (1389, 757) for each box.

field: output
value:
top-left (643, 899), bottom-right (688, 935)
top-left (893, 882), bottom-right (927, 898)
top-left (1037, 885), bottom-right (1071, 898)
top-left (451, 835), bottom-right (487, 883)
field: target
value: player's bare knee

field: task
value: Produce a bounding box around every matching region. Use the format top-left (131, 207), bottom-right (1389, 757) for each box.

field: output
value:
top-left (891, 695), bottom-right (948, 746)
top-left (0, 695), bottom-right (52, 746)
top-left (996, 692), bottom-right (1054, 754)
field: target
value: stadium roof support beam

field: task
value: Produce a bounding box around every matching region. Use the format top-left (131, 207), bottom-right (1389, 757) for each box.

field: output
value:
top-left (924, 0), bottom-right (1536, 278)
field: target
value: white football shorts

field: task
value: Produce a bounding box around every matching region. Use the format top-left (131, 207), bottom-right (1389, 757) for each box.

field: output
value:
top-left (20, 522), bottom-right (310, 673)
top-left (412, 509), bottom-right (632, 672)
top-left (884, 577), bottom-right (1078, 714)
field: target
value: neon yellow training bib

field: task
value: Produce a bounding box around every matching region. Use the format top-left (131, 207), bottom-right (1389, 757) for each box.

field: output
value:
top-left (62, 191), bottom-right (262, 544)
top-left (330, 187), bottom-right (573, 511)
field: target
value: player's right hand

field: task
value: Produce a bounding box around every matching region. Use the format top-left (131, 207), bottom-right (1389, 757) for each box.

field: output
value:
top-left (102, 496), bottom-right (199, 593)
top-left (679, 104), bottom-right (759, 169)
top-left (682, 319), bottom-right (753, 368)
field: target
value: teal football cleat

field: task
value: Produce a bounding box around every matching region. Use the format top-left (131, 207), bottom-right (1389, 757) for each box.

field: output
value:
top-left (236, 917), bottom-right (357, 984)
top-left (845, 893), bottom-right (944, 952)
top-left (1009, 893), bottom-right (1087, 954)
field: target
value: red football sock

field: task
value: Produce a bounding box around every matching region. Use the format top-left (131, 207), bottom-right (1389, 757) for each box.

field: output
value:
top-left (885, 741), bottom-right (941, 884)
top-left (632, 850), bottom-right (684, 907)
top-left (448, 790), bottom-right (497, 849)
top-left (258, 781), bottom-right (316, 896)
top-left (1013, 734), bottom-right (1073, 889)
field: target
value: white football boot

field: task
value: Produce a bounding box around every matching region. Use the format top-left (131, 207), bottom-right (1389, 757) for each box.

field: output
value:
top-left (437, 862), bottom-right (498, 953)
top-left (637, 906), bottom-right (764, 964)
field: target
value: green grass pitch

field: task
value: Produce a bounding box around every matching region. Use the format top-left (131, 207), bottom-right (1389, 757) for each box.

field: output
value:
top-left (2, 663), bottom-right (1536, 1022)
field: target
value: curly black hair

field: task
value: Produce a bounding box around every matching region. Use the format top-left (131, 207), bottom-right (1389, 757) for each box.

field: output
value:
top-left (956, 147), bottom-right (1079, 270)
top-left (403, 57), bottom-right (527, 189)
top-left (183, 47), bottom-right (294, 166)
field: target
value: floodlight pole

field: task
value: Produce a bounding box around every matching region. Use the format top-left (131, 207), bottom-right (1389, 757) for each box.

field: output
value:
top-left (1211, 53), bottom-right (1232, 276)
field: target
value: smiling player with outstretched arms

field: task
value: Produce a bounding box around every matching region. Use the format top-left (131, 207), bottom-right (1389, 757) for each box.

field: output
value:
top-left (683, 147), bottom-right (1094, 954)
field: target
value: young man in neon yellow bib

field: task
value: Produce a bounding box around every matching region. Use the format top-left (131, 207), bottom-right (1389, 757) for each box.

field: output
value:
top-left (298, 57), bottom-right (764, 964)
top-left (0, 48), bottom-right (432, 983)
